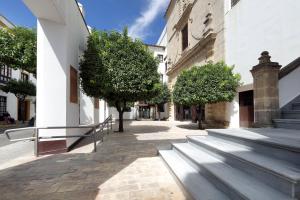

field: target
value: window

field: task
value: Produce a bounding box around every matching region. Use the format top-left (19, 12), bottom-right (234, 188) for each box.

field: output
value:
top-left (165, 62), bottom-right (168, 72)
top-left (160, 74), bottom-right (164, 82)
top-left (70, 66), bottom-right (78, 104)
top-left (21, 72), bottom-right (29, 81)
top-left (231, 0), bottom-right (240, 7)
top-left (182, 24), bottom-right (188, 51)
top-left (0, 66), bottom-right (12, 83)
top-left (0, 96), bottom-right (7, 117)
top-left (157, 54), bottom-right (164, 63)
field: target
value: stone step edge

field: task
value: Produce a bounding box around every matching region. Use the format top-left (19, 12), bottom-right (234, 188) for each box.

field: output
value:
top-left (159, 150), bottom-right (229, 200)
top-left (207, 129), bottom-right (300, 153)
top-left (187, 135), bottom-right (300, 183)
top-left (172, 143), bottom-right (292, 200)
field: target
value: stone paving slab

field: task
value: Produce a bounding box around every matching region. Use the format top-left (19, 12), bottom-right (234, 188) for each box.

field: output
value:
top-left (0, 120), bottom-right (205, 200)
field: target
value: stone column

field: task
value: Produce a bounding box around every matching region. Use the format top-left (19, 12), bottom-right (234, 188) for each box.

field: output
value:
top-left (250, 51), bottom-right (281, 127)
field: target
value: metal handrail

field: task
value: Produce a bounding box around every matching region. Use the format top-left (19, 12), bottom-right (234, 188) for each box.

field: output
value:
top-left (3, 115), bottom-right (113, 157)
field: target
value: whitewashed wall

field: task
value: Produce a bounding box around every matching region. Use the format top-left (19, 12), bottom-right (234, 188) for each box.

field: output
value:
top-left (225, 0), bottom-right (300, 85)
top-left (0, 68), bottom-right (36, 120)
top-left (224, 0), bottom-right (300, 127)
top-left (279, 67), bottom-right (300, 107)
top-left (25, 0), bottom-right (95, 147)
top-left (110, 107), bottom-right (137, 120)
top-left (99, 100), bottom-right (110, 122)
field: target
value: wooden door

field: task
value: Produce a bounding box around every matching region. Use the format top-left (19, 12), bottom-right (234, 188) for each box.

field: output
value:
top-left (239, 90), bottom-right (254, 127)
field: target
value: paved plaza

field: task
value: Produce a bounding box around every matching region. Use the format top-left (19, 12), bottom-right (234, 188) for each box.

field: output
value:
top-left (0, 120), bottom-right (206, 200)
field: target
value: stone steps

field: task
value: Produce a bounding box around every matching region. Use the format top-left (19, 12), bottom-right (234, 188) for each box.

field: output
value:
top-left (159, 150), bottom-right (230, 200)
top-left (274, 119), bottom-right (300, 130)
top-left (282, 110), bottom-right (300, 119)
top-left (292, 102), bottom-right (300, 110)
top-left (159, 129), bottom-right (300, 199)
top-left (187, 135), bottom-right (300, 197)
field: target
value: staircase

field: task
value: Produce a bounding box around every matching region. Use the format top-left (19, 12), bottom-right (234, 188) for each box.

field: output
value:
top-left (159, 128), bottom-right (300, 200)
top-left (274, 96), bottom-right (300, 130)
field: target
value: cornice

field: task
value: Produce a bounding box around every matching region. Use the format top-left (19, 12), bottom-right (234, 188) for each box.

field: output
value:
top-left (167, 32), bottom-right (217, 75)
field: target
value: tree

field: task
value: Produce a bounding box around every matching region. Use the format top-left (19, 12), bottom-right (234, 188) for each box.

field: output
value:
top-left (173, 62), bottom-right (240, 129)
top-left (0, 27), bottom-right (36, 75)
top-left (80, 28), bottom-right (160, 132)
top-left (79, 30), bottom-right (105, 98)
top-left (148, 84), bottom-right (171, 120)
top-left (1, 79), bottom-right (36, 122)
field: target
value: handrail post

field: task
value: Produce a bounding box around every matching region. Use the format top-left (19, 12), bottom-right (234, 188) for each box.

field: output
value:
top-left (110, 116), bottom-right (113, 133)
top-left (93, 126), bottom-right (97, 152)
top-left (107, 121), bottom-right (109, 135)
top-left (35, 128), bottom-right (39, 157)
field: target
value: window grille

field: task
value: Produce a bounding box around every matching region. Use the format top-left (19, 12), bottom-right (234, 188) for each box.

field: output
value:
top-left (0, 66), bottom-right (12, 83)
top-left (157, 54), bottom-right (164, 63)
top-left (0, 96), bottom-right (7, 117)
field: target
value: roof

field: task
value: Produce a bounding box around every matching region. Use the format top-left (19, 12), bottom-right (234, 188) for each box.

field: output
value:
top-left (74, 0), bottom-right (90, 34)
top-left (145, 44), bottom-right (166, 50)
top-left (279, 57), bottom-right (300, 79)
top-left (0, 15), bottom-right (15, 28)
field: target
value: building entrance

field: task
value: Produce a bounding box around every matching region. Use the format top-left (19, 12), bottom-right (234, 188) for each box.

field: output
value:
top-left (239, 90), bottom-right (254, 127)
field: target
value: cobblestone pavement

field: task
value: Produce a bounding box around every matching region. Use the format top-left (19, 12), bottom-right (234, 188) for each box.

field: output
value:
top-left (1, 120), bottom-right (206, 200)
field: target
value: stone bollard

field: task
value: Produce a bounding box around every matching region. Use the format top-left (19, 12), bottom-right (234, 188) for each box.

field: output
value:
top-left (250, 51), bottom-right (281, 127)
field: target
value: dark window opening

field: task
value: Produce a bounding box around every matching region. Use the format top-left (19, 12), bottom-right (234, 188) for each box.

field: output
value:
top-left (157, 54), bottom-right (164, 63)
top-left (182, 24), bottom-right (188, 51)
top-left (158, 103), bottom-right (165, 112)
top-left (21, 72), bottom-right (29, 81)
top-left (0, 96), bottom-right (7, 118)
top-left (0, 66), bottom-right (12, 83)
top-left (165, 62), bottom-right (168, 72)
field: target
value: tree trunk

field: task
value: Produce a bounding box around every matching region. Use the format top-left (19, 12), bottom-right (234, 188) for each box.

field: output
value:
top-left (198, 105), bottom-right (204, 130)
top-left (118, 111), bottom-right (124, 132)
top-left (157, 104), bottom-right (161, 121)
top-left (115, 101), bottom-right (125, 133)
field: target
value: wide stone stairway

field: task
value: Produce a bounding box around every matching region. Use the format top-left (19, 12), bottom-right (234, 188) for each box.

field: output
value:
top-left (159, 128), bottom-right (300, 200)
top-left (274, 96), bottom-right (300, 130)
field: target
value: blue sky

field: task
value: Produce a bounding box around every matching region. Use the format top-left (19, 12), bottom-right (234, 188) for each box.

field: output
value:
top-left (0, 0), bottom-right (169, 44)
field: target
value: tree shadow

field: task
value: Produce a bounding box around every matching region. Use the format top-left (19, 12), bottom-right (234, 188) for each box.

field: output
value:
top-left (176, 123), bottom-right (199, 130)
top-left (0, 122), bottom-right (188, 200)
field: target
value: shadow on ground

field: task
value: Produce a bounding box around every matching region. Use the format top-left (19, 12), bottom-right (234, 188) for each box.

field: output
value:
top-left (176, 123), bottom-right (199, 130)
top-left (0, 121), bottom-right (195, 200)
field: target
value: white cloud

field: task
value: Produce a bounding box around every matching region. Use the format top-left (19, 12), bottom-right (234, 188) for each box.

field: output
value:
top-left (128, 0), bottom-right (169, 40)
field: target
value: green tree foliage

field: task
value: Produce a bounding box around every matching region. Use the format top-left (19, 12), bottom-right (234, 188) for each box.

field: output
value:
top-left (79, 30), bottom-right (105, 98)
top-left (1, 79), bottom-right (36, 101)
top-left (0, 27), bottom-right (36, 75)
top-left (80, 28), bottom-right (160, 132)
top-left (149, 83), bottom-right (171, 120)
top-left (173, 62), bottom-right (240, 128)
top-left (1, 79), bottom-right (36, 122)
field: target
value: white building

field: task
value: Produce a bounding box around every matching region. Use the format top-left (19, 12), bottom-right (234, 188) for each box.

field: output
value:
top-left (224, 0), bottom-right (300, 128)
top-left (141, 28), bottom-right (169, 120)
top-left (0, 15), bottom-right (36, 122)
top-left (23, 0), bottom-right (103, 154)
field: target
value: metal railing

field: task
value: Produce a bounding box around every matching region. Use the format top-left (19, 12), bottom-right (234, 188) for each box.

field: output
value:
top-left (4, 115), bottom-right (113, 157)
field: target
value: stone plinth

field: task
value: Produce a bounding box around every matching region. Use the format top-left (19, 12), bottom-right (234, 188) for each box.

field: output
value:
top-left (251, 51), bottom-right (281, 127)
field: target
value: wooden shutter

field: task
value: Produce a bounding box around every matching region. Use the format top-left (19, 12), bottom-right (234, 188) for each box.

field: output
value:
top-left (70, 66), bottom-right (78, 104)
